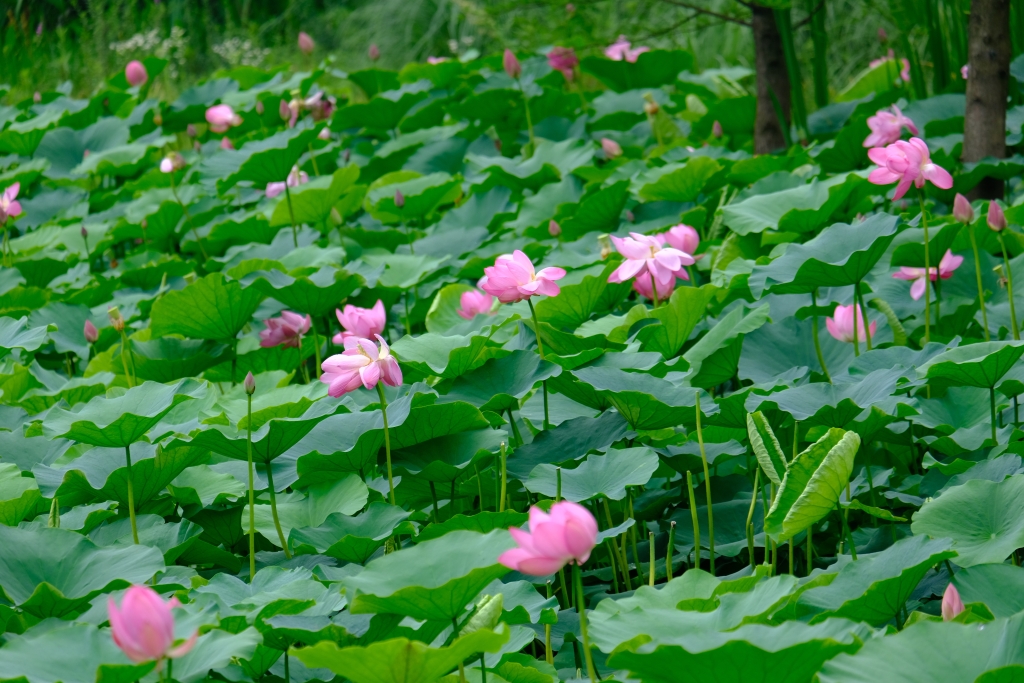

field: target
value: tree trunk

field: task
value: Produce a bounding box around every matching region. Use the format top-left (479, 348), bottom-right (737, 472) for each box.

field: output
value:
top-left (752, 5), bottom-right (792, 154)
top-left (963, 0), bottom-right (1011, 199)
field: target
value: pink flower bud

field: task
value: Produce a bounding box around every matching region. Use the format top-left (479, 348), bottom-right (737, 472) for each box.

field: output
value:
top-left (503, 49), bottom-right (522, 80)
top-left (878, 28), bottom-right (888, 43)
top-left (953, 193), bottom-right (974, 224)
top-left (565, 3), bottom-right (576, 14)
top-left (279, 99), bottom-right (292, 122)
top-left (988, 201), bottom-right (1007, 232)
top-left (368, 44), bottom-right (380, 61)
top-left (33, 92), bottom-right (41, 103)
top-left (81, 225), bottom-right (88, 238)
top-left (712, 120), bottom-right (723, 138)
top-left (942, 583), bottom-right (965, 621)
top-left (600, 137), bottom-right (623, 159)
top-left (394, 189), bottom-right (405, 209)
top-left (255, 100), bottom-right (264, 115)
top-left (298, 32), bottom-right (315, 55)
top-left (498, 501), bottom-right (598, 575)
top-left (220, 137), bottom-right (234, 150)
top-left (108, 585), bottom-right (197, 664)
top-left (186, 123), bottom-right (197, 138)
top-left (125, 61), bottom-right (148, 87)
top-left (84, 320), bottom-right (98, 344)
top-left (318, 127), bottom-right (331, 140)
top-left (244, 371), bottom-right (256, 395)
top-left (548, 219), bottom-right (561, 237)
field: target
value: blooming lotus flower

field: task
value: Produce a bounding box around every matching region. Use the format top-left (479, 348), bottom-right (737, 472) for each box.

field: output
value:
top-left (604, 36), bottom-right (649, 63)
top-left (826, 304), bottom-right (876, 344)
top-left (84, 320), bottom-right (98, 344)
top-left (480, 250), bottom-right (566, 303)
top-left (205, 104), bottom-right (242, 133)
top-left (457, 289), bottom-right (495, 319)
top-left (334, 300), bottom-right (386, 344)
top-left (259, 311), bottom-right (311, 348)
top-left (265, 166), bottom-right (309, 199)
top-left (503, 49), bottom-right (521, 79)
top-left (988, 201), bottom-right (1007, 232)
top-left (607, 232), bottom-right (694, 289)
top-left (547, 47), bottom-right (578, 80)
top-left (633, 270), bottom-right (675, 301)
top-left (0, 183), bottom-right (22, 223)
top-left (867, 137), bottom-right (953, 200)
top-left (893, 249), bottom-right (964, 300)
top-left (601, 137), bottom-right (622, 159)
top-left (298, 32), bottom-right (315, 54)
top-left (942, 583), bottom-right (965, 621)
top-left (125, 61), bottom-right (148, 87)
top-left (663, 224), bottom-right (700, 256)
top-left (498, 501), bottom-right (598, 575)
top-left (953, 193), bottom-right (974, 224)
top-left (368, 44), bottom-right (380, 61)
top-left (108, 585), bottom-right (197, 666)
top-left (863, 106), bottom-right (918, 148)
top-left (320, 334), bottom-right (402, 397)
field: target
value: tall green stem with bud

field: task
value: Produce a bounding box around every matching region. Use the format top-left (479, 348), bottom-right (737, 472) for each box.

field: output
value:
top-left (245, 372), bottom-right (257, 580)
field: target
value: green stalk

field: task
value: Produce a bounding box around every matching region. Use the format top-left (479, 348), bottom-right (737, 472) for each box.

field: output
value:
top-left (605, 539), bottom-right (620, 594)
top-left (376, 384), bottom-right (396, 505)
top-left (628, 494), bottom-right (645, 586)
top-left (695, 392), bottom-right (715, 575)
top-left (919, 191), bottom-right (932, 345)
top-left (808, 0), bottom-right (828, 108)
top-left (572, 563), bottom-right (599, 683)
top-left (602, 498), bottom-right (631, 591)
top-left (247, 392), bottom-right (256, 580)
top-left (265, 463), bottom-right (291, 558)
top-left (969, 226), bottom-right (991, 340)
top-left (998, 232), bottom-right (1020, 340)
top-left (806, 524), bottom-right (813, 576)
top-left (666, 521), bottom-right (675, 582)
top-left (516, 79), bottom-right (536, 156)
top-left (856, 283), bottom-right (872, 351)
top-left (284, 182), bottom-right (299, 248)
top-left (746, 467), bottom-right (760, 569)
top-left (925, 0), bottom-right (949, 93)
top-left (991, 387), bottom-right (998, 444)
top-left (811, 289), bottom-right (832, 383)
top-left (311, 325), bottom-right (322, 379)
top-left (125, 445), bottom-right (139, 544)
top-left (119, 331), bottom-right (137, 388)
top-left (648, 531), bottom-right (656, 586)
top-left (527, 298), bottom-right (550, 429)
top-left (498, 442), bottom-right (507, 512)
top-left (686, 471), bottom-right (700, 570)
top-left (839, 502), bottom-right (857, 561)
top-left (544, 582), bottom-right (554, 664)
top-left (506, 409), bottom-right (524, 447)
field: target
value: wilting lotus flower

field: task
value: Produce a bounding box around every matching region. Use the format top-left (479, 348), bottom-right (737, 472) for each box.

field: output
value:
top-left (826, 304), bottom-right (876, 344)
top-left (893, 250), bottom-right (963, 300)
top-left (265, 166), bottom-right (309, 199)
top-left (108, 585), bottom-right (197, 666)
top-left (607, 232), bottom-right (694, 290)
top-left (125, 61), bottom-right (148, 87)
top-left (863, 106), bottom-right (918, 148)
top-left (457, 289), bottom-right (495, 319)
top-left (0, 183), bottom-right (22, 223)
top-left (368, 44), bottom-right (380, 61)
top-left (159, 153), bottom-right (185, 174)
top-left (503, 49), bottom-right (522, 79)
top-left (953, 193), bottom-right (974, 224)
top-left (320, 334), bottom-right (402, 397)
top-left (604, 36), bottom-right (649, 63)
top-left (84, 320), bottom-right (99, 344)
top-left (867, 137), bottom-right (953, 200)
top-left (601, 137), bottom-right (622, 159)
top-left (259, 311), bottom-right (311, 348)
top-left (206, 104), bottom-right (242, 133)
top-left (633, 270), bottom-right (675, 301)
top-left (663, 223), bottom-right (699, 256)
top-left (304, 91), bottom-right (336, 121)
top-left (547, 47), bottom-right (578, 80)
top-left (498, 501), bottom-right (598, 575)
top-left (988, 201), bottom-right (1007, 232)
top-left (298, 32), bottom-right (315, 54)
top-left (334, 300), bottom-right (386, 344)
top-left (942, 583), bottom-right (965, 621)
top-left (480, 250), bottom-right (566, 303)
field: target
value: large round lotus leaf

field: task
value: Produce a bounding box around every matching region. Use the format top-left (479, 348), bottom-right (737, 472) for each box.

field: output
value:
top-left (917, 341), bottom-right (1024, 389)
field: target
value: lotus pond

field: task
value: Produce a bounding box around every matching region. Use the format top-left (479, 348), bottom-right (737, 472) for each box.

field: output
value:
top-left (1, 44), bottom-right (1024, 683)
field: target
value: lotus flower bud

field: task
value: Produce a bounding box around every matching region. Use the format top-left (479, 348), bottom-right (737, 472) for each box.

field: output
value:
top-left (643, 99), bottom-right (659, 116)
top-left (942, 583), bottom-right (964, 621)
top-left (548, 219), bottom-right (561, 237)
top-left (598, 234), bottom-right (613, 260)
top-left (298, 32), bottom-right (315, 55)
top-left (83, 149), bottom-right (90, 158)
top-left (81, 225), bottom-right (88, 238)
top-left (712, 120), bottom-right (723, 138)
top-left (33, 92), bottom-right (41, 103)
top-left (987, 201), bottom-right (1007, 232)
top-left (625, 210), bottom-right (635, 222)
top-left (463, 594), bottom-right (503, 635)
top-left (330, 207), bottom-right (342, 225)
top-left (503, 49), bottom-right (521, 80)
top-left (566, 2), bottom-right (576, 13)
top-left (394, 189), bottom-right (405, 209)
top-left (159, 152), bottom-right (185, 174)
top-left (244, 371), bottom-right (256, 395)
top-left (601, 137), bottom-right (622, 159)
top-left (186, 123), bottom-right (197, 138)
top-left (878, 28), bottom-right (888, 43)
top-left (953, 193), bottom-right (974, 225)
top-left (255, 100), bottom-right (265, 115)
top-left (318, 127), bottom-right (331, 141)
top-left (368, 44), bottom-right (380, 61)
top-left (220, 137), bottom-right (234, 150)
top-left (84, 320), bottom-right (99, 344)
top-left (141, 219), bottom-right (147, 231)
top-left (152, 112), bottom-right (162, 126)
top-left (125, 60), bottom-right (148, 87)
top-left (279, 99), bottom-right (291, 122)
top-left (108, 307), bottom-right (124, 333)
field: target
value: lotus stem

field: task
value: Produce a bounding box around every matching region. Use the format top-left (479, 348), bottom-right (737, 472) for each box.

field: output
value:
top-left (527, 298), bottom-right (550, 430)
top-left (498, 442), bottom-right (507, 512)
top-left (990, 387), bottom-right (998, 444)
top-left (918, 191), bottom-right (932, 345)
top-left (602, 497), bottom-right (631, 591)
top-left (283, 182), bottom-right (300, 248)
top-left (695, 392), bottom-right (715, 575)
top-left (376, 384), bottom-right (396, 505)
top-left (811, 289), bottom-right (832, 383)
top-left (572, 562), bottom-right (599, 683)
top-left (968, 226), bottom-right (990, 341)
top-left (311, 325), bottom-right (322, 379)
top-left (119, 331), bottom-right (137, 388)
top-left (998, 232), bottom-right (1020, 340)
top-left (265, 462), bottom-right (291, 558)
top-left (666, 521), bottom-right (675, 581)
top-left (247, 392), bottom-right (256, 580)
top-left (429, 482), bottom-right (440, 523)
top-left (558, 567), bottom-right (570, 610)
top-left (806, 524), bottom-right (813, 576)
top-left (556, 466), bottom-right (562, 502)
top-left (856, 283), bottom-right (872, 351)
top-left (746, 467), bottom-right (760, 569)
top-left (516, 79), bottom-right (535, 156)
top-left (628, 494), bottom-right (644, 586)
top-left (686, 470), bottom-right (700, 570)
top-left (545, 582), bottom-right (554, 663)
top-left (124, 445), bottom-right (139, 544)
top-left (605, 538), bottom-right (620, 594)
top-left (507, 409), bottom-right (523, 447)
top-left (648, 531), bottom-right (656, 586)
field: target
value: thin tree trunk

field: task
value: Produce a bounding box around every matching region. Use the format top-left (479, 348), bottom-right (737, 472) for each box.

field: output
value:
top-left (963, 0), bottom-right (1011, 199)
top-left (752, 4), bottom-right (792, 153)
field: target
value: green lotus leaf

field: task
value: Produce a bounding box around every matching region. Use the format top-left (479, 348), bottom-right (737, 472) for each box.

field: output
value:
top-left (722, 172), bottom-right (865, 236)
top-left (269, 165), bottom-right (360, 228)
top-left (682, 303), bottom-right (771, 388)
top-left (247, 266), bottom-right (363, 318)
top-left (209, 126), bottom-right (321, 193)
top-left (114, 338), bottom-right (232, 383)
top-left (332, 91), bottom-right (429, 132)
top-left (0, 316), bottom-right (54, 361)
top-left (638, 156), bottom-right (721, 203)
top-left (525, 446), bottom-right (658, 502)
top-left (570, 366), bottom-right (716, 430)
top-left (441, 350), bottom-right (560, 414)
top-left (581, 50), bottom-right (694, 92)
top-left (746, 411), bottom-right (787, 486)
top-left (0, 462), bottom-right (46, 526)
top-left (559, 180), bottom-right (630, 241)
top-left (917, 341), bottom-right (1024, 389)
top-left (506, 411), bottom-right (630, 480)
top-left (34, 117), bottom-right (129, 178)
top-left (365, 172), bottom-right (462, 224)
top-left (291, 502), bottom-right (415, 564)
top-left (150, 273), bottom-right (266, 342)
top-left (953, 564), bottom-right (1024, 618)
top-left (0, 623), bottom-right (152, 683)
top-left (635, 284), bottom-right (718, 359)
top-left (392, 333), bottom-right (509, 380)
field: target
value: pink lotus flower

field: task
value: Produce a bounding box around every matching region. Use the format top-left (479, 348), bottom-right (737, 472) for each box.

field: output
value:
top-left (893, 249), bottom-right (963, 300)
top-left (108, 585), bottom-right (197, 666)
top-left (953, 193), bottom-right (974, 224)
top-left (712, 120), bottom-right (723, 139)
top-left (601, 137), bottom-right (622, 159)
top-left (942, 583), bottom-right (965, 621)
top-left (259, 311), bottom-right (311, 348)
top-left (205, 104), bottom-right (242, 133)
top-left (988, 201), bottom-right (1007, 232)
top-left (480, 251), bottom-right (566, 303)
top-left (548, 220), bottom-right (561, 237)
top-left (607, 232), bottom-right (694, 289)
top-left (826, 304), bottom-right (876, 344)
top-left (961, 64), bottom-right (969, 80)
top-left (427, 56), bottom-right (449, 64)
top-left (457, 289), bottom-right (495, 319)
top-left (334, 300), bottom-right (386, 344)
top-left (503, 49), bottom-right (521, 79)
top-left (298, 32), bottom-right (315, 54)
top-left (633, 270), bottom-right (675, 301)
top-left (84, 320), bottom-right (98, 344)
top-left (266, 166), bottom-right (309, 199)
top-left (159, 153), bottom-right (185, 174)
top-left (863, 106), bottom-right (918, 148)
top-left (220, 137), bottom-right (235, 150)
top-left (320, 335), bottom-right (402, 397)
top-left (867, 138), bottom-right (953, 200)
top-left (547, 47), bottom-right (578, 81)
top-left (368, 44), bottom-right (380, 61)
top-left (663, 223), bottom-right (700, 256)
top-left (870, 50), bottom-right (910, 82)
top-left (498, 501), bottom-right (598, 575)
top-left (605, 36), bottom-right (649, 63)
top-left (0, 183), bottom-right (22, 223)
top-left (125, 61), bottom-right (148, 87)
